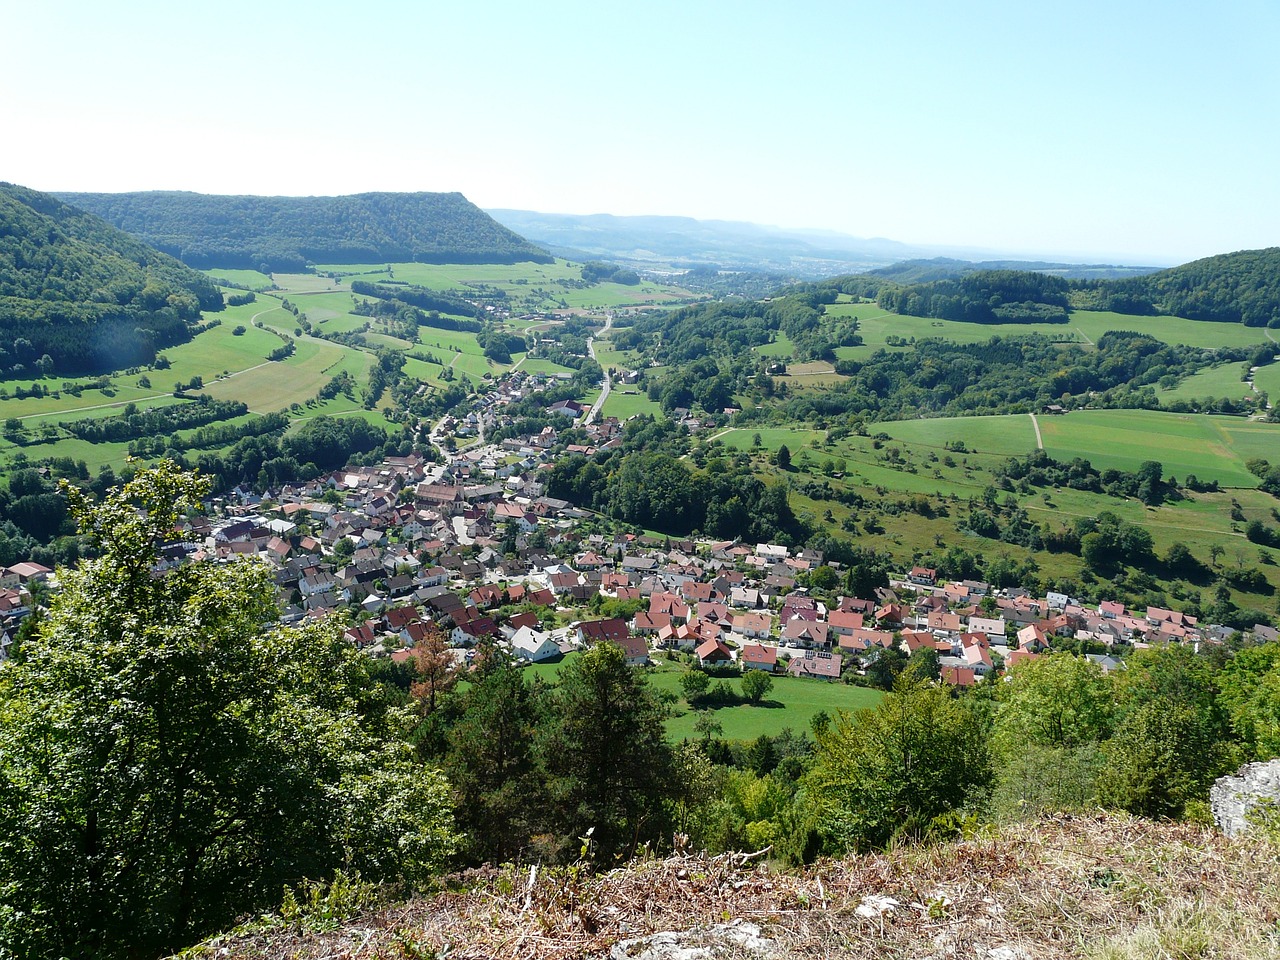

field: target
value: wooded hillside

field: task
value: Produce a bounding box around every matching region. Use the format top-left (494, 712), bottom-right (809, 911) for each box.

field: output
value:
top-left (0, 183), bottom-right (223, 377)
top-left (1072, 247), bottom-right (1280, 325)
top-left (58, 191), bottom-right (554, 271)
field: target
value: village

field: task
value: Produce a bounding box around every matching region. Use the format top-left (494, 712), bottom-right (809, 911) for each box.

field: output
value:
top-left (2, 365), bottom-right (1270, 691)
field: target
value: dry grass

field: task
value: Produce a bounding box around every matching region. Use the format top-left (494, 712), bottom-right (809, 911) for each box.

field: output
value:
top-left (181, 814), bottom-right (1280, 959)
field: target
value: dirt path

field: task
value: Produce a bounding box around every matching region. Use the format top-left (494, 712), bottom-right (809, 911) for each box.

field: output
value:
top-left (1029, 412), bottom-right (1044, 449)
top-left (1073, 326), bottom-right (1095, 346)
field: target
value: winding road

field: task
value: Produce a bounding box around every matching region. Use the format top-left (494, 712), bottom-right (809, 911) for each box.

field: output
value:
top-left (583, 311), bottom-right (614, 425)
top-left (1029, 412), bottom-right (1044, 449)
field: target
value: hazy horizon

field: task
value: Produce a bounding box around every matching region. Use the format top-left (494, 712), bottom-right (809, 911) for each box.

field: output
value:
top-left (6, 1), bottom-right (1277, 265)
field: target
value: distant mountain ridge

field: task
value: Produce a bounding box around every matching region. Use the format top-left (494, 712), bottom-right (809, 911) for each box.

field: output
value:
top-left (488, 209), bottom-right (927, 277)
top-left (58, 191), bottom-right (554, 272)
top-left (870, 257), bottom-right (1160, 283)
top-left (0, 183), bottom-right (223, 376)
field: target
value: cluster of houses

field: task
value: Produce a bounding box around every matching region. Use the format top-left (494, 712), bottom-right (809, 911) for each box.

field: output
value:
top-left (0, 368), bottom-right (1272, 684)
top-left (9, 438), bottom-right (1240, 688)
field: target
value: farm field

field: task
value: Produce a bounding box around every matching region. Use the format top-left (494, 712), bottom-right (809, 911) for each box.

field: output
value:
top-left (590, 339), bottom-right (641, 370)
top-left (703, 410), bottom-right (1280, 608)
top-left (311, 260), bottom-right (699, 311)
top-left (1037, 410), bottom-right (1273, 488)
top-left (1253, 361), bottom-right (1280, 401)
top-left (1158, 362), bottom-right (1253, 402)
top-left (837, 409), bottom-right (1276, 489)
top-left (877, 414), bottom-right (1039, 458)
top-left (754, 333), bottom-right (795, 358)
top-left (204, 269), bottom-right (277, 291)
top-left (204, 338), bottom-right (371, 412)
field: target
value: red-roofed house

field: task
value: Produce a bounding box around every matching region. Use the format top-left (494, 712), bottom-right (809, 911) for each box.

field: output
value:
top-left (695, 638), bottom-right (733, 666)
top-left (787, 650), bottom-right (841, 681)
top-left (740, 644), bottom-right (778, 673)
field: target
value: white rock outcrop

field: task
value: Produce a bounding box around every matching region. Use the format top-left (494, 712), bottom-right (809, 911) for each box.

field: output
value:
top-left (1210, 759), bottom-right (1280, 837)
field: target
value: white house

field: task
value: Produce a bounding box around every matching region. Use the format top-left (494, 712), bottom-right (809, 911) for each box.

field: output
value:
top-left (510, 625), bottom-right (561, 663)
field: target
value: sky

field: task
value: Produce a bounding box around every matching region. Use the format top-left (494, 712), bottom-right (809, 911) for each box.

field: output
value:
top-left (3, 0), bottom-right (1278, 265)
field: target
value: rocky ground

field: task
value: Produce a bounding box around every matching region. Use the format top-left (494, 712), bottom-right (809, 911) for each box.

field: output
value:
top-left (181, 814), bottom-right (1280, 960)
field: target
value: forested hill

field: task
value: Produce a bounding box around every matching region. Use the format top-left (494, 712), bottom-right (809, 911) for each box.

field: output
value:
top-left (1072, 247), bottom-right (1280, 326)
top-left (0, 183), bottom-right (224, 377)
top-left (58, 191), bottom-right (555, 271)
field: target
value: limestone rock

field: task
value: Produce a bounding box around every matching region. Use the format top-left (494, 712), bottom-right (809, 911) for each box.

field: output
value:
top-left (609, 920), bottom-right (776, 959)
top-left (1210, 759), bottom-right (1280, 837)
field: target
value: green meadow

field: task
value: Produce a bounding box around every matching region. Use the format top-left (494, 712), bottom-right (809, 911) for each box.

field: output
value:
top-left (1158, 362), bottom-right (1253, 402)
top-left (311, 259), bottom-right (698, 311)
top-left (522, 653), bottom-right (883, 742)
top-left (822, 303), bottom-right (1275, 359)
top-left (601, 387), bottom-right (664, 420)
top-left (878, 414), bottom-right (1039, 457)
top-left (1037, 410), bottom-right (1274, 488)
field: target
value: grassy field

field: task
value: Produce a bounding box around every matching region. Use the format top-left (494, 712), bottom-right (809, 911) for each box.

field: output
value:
top-left (823, 303), bottom-right (1276, 358)
top-left (310, 260), bottom-right (699, 312)
top-left (601, 387), bottom-right (664, 420)
top-left (1037, 410), bottom-right (1273, 487)
top-left (1253, 361), bottom-right (1280, 402)
top-left (204, 269), bottom-right (277, 291)
top-left (878, 414), bottom-right (1039, 457)
top-left (590, 339), bottom-right (641, 370)
top-left (659, 670), bottom-right (884, 742)
top-left (854, 409), bottom-right (1278, 489)
top-left (698, 410), bottom-right (1280, 611)
top-left (1158, 362), bottom-right (1253, 402)
top-left (754, 333), bottom-right (795, 358)
top-left (204, 338), bottom-right (371, 412)
top-left (517, 358), bottom-right (578, 377)
top-left (522, 653), bottom-right (882, 742)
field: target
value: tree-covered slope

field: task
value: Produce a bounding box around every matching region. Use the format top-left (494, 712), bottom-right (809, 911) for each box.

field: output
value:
top-left (60, 191), bottom-right (554, 271)
top-left (1072, 247), bottom-right (1280, 326)
top-left (0, 183), bottom-right (224, 377)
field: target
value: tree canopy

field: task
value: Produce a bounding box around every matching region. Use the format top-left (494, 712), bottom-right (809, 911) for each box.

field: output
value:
top-left (0, 463), bottom-right (455, 960)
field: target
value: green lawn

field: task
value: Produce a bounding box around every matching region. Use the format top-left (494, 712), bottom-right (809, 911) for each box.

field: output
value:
top-left (520, 653), bottom-right (882, 742)
top-left (655, 668), bottom-right (884, 742)
top-left (601, 387), bottom-right (664, 420)
top-left (517, 358), bottom-right (577, 377)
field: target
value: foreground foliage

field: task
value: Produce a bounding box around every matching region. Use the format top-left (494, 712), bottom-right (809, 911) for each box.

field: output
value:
top-left (0, 464), bottom-right (455, 960)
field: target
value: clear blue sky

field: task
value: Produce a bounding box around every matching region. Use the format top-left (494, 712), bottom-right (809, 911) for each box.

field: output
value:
top-left (4, 0), bottom-right (1278, 264)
